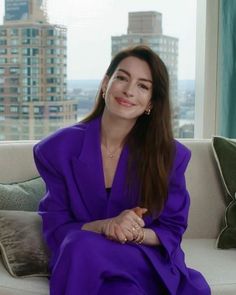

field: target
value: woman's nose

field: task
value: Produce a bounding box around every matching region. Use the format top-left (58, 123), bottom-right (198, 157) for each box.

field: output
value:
top-left (123, 82), bottom-right (134, 97)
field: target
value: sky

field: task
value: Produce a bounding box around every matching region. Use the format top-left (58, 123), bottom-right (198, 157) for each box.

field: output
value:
top-left (0, 0), bottom-right (197, 80)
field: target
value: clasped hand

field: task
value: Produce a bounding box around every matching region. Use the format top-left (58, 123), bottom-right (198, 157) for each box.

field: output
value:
top-left (102, 207), bottom-right (147, 244)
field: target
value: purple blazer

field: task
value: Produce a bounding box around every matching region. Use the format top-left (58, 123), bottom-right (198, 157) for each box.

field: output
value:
top-left (34, 116), bottom-right (210, 295)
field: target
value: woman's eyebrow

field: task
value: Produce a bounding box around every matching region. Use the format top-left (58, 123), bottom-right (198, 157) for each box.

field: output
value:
top-left (117, 68), bottom-right (153, 84)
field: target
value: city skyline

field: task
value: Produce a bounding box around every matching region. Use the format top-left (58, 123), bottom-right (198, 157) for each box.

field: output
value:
top-left (0, 0), bottom-right (79, 140)
top-left (0, 0), bottom-right (197, 80)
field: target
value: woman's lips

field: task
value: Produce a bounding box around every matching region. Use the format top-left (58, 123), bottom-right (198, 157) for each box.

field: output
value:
top-left (115, 97), bottom-right (135, 107)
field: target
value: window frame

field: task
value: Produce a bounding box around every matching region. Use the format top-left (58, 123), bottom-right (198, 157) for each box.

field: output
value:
top-left (194, 0), bottom-right (220, 138)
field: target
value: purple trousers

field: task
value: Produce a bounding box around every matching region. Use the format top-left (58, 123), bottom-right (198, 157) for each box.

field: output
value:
top-left (49, 230), bottom-right (168, 295)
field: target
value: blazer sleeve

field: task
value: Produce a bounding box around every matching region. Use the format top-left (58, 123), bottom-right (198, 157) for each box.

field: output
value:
top-left (148, 146), bottom-right (191, 262)
top-left (33, 143), bottom-right (85, 252)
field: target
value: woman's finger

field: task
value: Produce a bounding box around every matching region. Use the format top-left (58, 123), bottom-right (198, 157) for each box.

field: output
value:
top-left (104, 219), bottom-right (112, 238)
top-left (108, 220), bottom-right (119, 240)
top-left (128, 211), bottom-right (145, 227)
top-left (114, 224), bottom-right (127, 244)
top-left (122, 227), bottom-right (136, 241)
top-left (132, 207), bottom-right (148, 218)
top-left (121, 210), bottom-right (144, 228)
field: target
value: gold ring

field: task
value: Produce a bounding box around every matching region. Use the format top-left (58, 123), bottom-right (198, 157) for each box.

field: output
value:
top-left (122, 238), bottom-right (127, 244)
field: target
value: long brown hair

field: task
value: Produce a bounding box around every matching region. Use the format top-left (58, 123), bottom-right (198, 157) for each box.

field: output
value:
top-left (82, 45), bottom-right (174, 215)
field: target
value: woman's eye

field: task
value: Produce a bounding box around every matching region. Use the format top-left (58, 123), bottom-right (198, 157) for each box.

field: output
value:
top-left (138, 83), bottom-right (149, 90)
top-left (116, 75), bottom-right (127, 81)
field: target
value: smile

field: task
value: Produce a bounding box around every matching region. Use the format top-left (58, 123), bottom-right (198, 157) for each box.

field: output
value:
top-left (115, 97), bottom-right (135, 107)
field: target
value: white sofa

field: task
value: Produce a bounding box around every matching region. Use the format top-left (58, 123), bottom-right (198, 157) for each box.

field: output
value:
top-left (0, 140), bottom-right (235, 295)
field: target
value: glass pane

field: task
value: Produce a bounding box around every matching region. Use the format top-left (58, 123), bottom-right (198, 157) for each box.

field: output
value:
top-left (0, 0), bottom-right (196, 140)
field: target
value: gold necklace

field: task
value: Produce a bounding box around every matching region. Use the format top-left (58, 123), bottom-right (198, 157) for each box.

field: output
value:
top-left (102, 144), bottom-right (121, 158)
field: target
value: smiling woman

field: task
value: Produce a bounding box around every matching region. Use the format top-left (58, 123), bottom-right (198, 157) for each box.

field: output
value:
top-left (34, 45), bottom-right (211, 294)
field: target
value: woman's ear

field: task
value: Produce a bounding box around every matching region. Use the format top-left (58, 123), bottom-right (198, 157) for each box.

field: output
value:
top-left (144, 102), bottom-right (153, 115)
top-left (147, 102), bottom-right (153, 111)
top-left (101, 75), bottom-right (109, 93)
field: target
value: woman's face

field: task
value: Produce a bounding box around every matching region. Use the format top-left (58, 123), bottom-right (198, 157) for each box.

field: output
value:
top-left (102, 56), bottom-right (153, 122)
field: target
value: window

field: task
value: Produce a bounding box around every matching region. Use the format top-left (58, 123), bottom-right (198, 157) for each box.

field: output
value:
top-left (32, 48), bottom-right (39, 55)
top-left (0, 58), bottom-right (7, 64)
top-left (22, 39), bottom-right (31, 45)
top-left (10, 97), bottom-right (18, 102)
top-left (10, 28), bottom-right (18, 36)
top-left (22, 28), bottom-right (31, 37)
top-left (47, 58), bottom-right (55, 64)
top-left (47, 29), bottom-right (54, 36)
top-left (11, 57), bottom-right (19, 63)
top-left (0, 0), bottom-right (219, 140)
top-left (11, 48), bottom-right (18, 54)
top-left (47, 77), bottom-right (58, 84)
top-left (9, 67), bottom-right (20, 74)
top-left (0, 29), bottom-right (6, 36)
top-left (32, 87), bottom-right (39, 95)
top-left (32, 67), bottom-right (39, 74)
top-left (0, 49), bottom-right (7, 54)
top-left (0, 39), bottom-right (6, 45)
top-left (22, 48), bottom-right (30, 56)
top-left (9, 87), bottom-right (18, 94)
top-left (32, 96), bottom-right (39, 101)
top-left (10, 39), bottom-right (18, 46)
top-left (32, 29), bottom-right (39, 37)
top-left (45, 1), bottom-right (197, 139)
top-left (47, 87), bottom-right (57, 93)
top-left (34, 106), bottom-right (44, 114)
top-left (31, 57), bottom-right (39, 65)
top-left (10, 106), bottom-right (19, 113)
top-left (47, 39), bottom-right (54, 45)
top-left (49, 105), bottom-right (62, 112)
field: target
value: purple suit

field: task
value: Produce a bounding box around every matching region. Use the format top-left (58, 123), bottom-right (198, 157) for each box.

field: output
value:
top-left (34, 116), bottom-right (210, 295)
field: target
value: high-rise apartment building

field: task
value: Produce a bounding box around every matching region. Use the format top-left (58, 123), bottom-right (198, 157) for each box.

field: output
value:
top-left (0, 0), bottom-right (78, 140)
top-left (112, 11), bottom-right (178, 98)
top-left (111, 11), bottom-right (179, 135)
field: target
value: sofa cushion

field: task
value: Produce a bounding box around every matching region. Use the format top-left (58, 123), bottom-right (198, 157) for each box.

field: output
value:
top-left (0, 177), bottom-right (45, 211)
top-left (0, 210), bottom-right (49, 277)
top-left (212, 136), bottom-right (236, 248)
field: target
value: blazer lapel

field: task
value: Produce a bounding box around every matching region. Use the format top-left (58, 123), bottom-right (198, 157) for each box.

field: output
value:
top-left (106, 146), bottom-right (140, 217)
top-left (71, 117), bottom-right (108, 220)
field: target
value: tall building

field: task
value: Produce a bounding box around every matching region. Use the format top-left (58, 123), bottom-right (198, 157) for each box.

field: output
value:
top-left (4, 0), bottom-right (48, 23)
top-left (127, 11), bottom-right (163, 35)
top-left (0, 0), bottom-right (78, 140)
top-left (111, 11), bottom-right (179, 135)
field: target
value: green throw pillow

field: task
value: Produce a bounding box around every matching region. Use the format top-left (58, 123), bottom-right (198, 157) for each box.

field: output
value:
top-left (0, 177), bottom-right (46, 211)
top-left (0, 210), bottom-right (49, 277)
top-left (212, 136), bottom-right (236, 249)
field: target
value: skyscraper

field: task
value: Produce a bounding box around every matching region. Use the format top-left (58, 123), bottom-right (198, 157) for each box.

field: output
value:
top-left (0, 0), bottom-right (77, 140)
top-left (112, 11), bottom-right (178, 98)
top-left (111, 11), bottom-right (179, 135)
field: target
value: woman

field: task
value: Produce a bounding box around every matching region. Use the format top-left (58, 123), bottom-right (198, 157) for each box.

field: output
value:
top-left (34, 45), bottom-right (210, 294)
